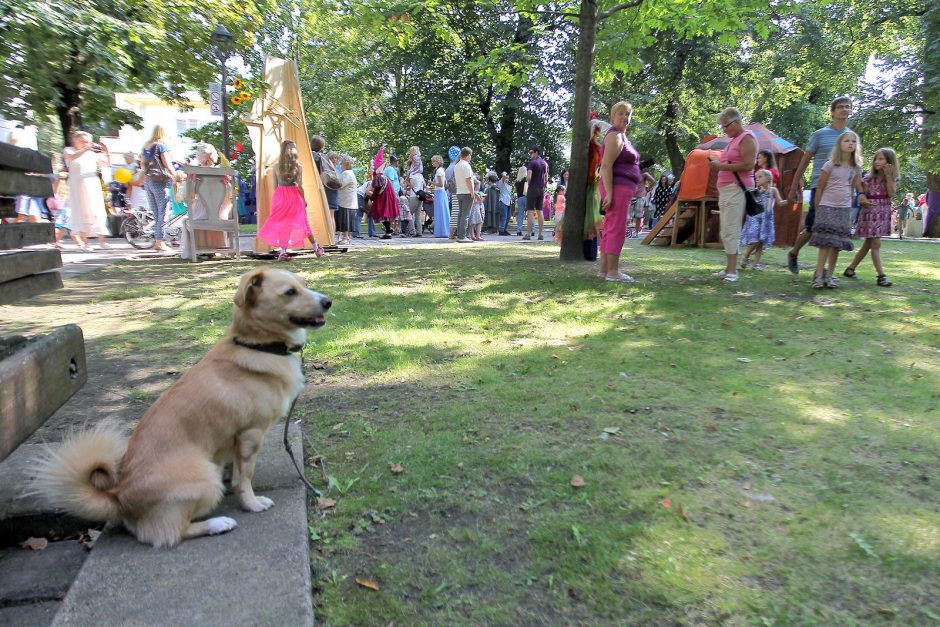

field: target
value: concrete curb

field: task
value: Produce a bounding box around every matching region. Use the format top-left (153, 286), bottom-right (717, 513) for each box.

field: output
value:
top-left (51, 421), bottom-right (314, 627)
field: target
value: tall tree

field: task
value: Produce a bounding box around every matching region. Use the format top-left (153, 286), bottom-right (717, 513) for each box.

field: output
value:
top-left (0, 0), bottom-right (266, 143)
top-left (560, 0), bottom-right (771, 260)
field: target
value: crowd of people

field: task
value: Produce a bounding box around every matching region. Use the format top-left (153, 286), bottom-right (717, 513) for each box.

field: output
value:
top-left (10, 97), bottom-right (930, 283)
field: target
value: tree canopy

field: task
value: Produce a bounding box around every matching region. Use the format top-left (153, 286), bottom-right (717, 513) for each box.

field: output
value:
top-left (1, 0), bottom-right (934, 237)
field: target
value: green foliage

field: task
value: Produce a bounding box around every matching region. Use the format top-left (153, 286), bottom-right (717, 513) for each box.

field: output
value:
top-left (180, 118), bottom-right (255, 182)
top-left (0, 0), bottom-right (266, 141)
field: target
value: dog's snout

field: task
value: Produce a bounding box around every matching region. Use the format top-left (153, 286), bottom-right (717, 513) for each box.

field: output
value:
top-left (320, 297), bottom-right (332, 310)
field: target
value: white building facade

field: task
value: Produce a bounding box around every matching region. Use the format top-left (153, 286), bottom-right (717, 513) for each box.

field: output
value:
top-left (103, 92), bottom-right (219, 159)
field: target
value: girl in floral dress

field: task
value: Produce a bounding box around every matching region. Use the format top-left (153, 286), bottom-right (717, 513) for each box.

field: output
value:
top-left (740, 169), bottom-right (782, 270)
top-left (842, 147), bottom-right (899, 286)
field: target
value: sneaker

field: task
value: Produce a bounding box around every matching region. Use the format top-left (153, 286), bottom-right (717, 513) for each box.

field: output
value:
top-left (712, 269), bottom-right (727, 278)
top-left (98, 242), bottom-right (112, 250)
top-left (516, 231), bottom-right (522, 236)
top-left (458, 238), bottom-right (473, 243)
top-left (381, 234), bottom-right (392, 240)
top-left (877, 274), bottom-right (893, 287)
top-left (522, 235), bottom-right (531, 241)
top-left (538, 234), bottom-right (544, 240)
top-left (828, 275), bottom-right (839, 287)
top-left (812, 273), bottom-right (826, 289)
top-left (499, 231), bottom-right (511, 236)
top-left (606, 272), bottom-right (636, 283)
top-left (723, 273), bottom-right (739, 282)
top-left (787, 252), bottom-right (799, 274)
top-left (753, 263), bottom-right (763, 271)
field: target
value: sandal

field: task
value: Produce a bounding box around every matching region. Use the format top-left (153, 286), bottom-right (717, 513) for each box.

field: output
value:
top-left (606, 272), bottom-right (636, 283)
top-left (315, 245), bottom-right (324, 258)
top-left (277, 251), bottom-right (291, 262)
top-left (876, 274), bottom-right (892, 287)
top-left (812, 273), bottom-right (826, 289)
top-left (843, 267), bottom-right (857, 278)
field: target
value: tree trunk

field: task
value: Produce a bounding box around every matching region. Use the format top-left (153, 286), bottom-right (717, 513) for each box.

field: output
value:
top-left (54, 82), bottom-right (83, 146)
top-left (560, 0), bottom-right (598, 261)
top-left (493, 84), bottom-right (520, 175)
top-left (664, 98), bottom-right (686, 177)
top-left (492, 16), bottom-right (534, 175)
top-left (662, 40), bottom-right (691, 177)
top-left (923, 3), bottom-right (940, 237)
top-left (925, 173), bottom-right (940, 238)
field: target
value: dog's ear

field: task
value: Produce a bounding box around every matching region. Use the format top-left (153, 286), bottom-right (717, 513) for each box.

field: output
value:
top-left (234, 270), bottom-right (265, 308)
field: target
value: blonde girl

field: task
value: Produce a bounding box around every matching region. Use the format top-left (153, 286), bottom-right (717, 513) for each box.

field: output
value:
top-left (809, 131), bottom-right (866, 288)
top-left (406, 145), bottom-right (422, 179)
top-left (740, 169), bottom-right (783, 270)
top-left (258, 140), bottom-right (320, 261)
top-left (842, 147), bottom-right (899, 286)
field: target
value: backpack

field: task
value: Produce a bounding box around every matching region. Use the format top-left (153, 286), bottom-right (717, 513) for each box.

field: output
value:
top-left (144, 144), bottom-right (172, 183)
top-left (314, 152), bottom-right (343, 191)
top-left (445, 166), bottom-right (457, 194)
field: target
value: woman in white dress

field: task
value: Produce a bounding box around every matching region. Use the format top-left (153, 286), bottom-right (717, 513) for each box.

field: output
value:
top-left (63, 131), bottom-right (111, 250)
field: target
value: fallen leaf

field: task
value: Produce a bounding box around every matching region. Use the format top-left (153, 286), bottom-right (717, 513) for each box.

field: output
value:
top-left (677, 503), bottom-right (690, 521)
top-left (703, 423), bottom-right (717, 432)
top-left (736, 358), bottom-right (753, 363)
top-left (661, 498), bottom-right (672, 509)
top-left (356, 578), bottom-right (380, 591)
top-left (603, 427), bottom-right (621, 435)
top-left (331, 423), bottom-right (345, 430)
top-left (876, 608), bottom-right (896, 618)
top-left (569, 475), bottom-right (586, 488)
top-left (123, 342), bottom-right (135, 348)
top-left (20, 537), bottom-right (48, 551)
top-left (316, 497), bottom-right (337, 510)
top-left (312, 362), bottom-right (328, 370)
top-left (390, 464), bottom-right (404, 474)
top-left (742, 499), bottom-right (753, 508)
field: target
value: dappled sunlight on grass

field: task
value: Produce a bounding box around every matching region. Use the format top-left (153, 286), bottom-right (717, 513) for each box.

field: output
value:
top-left (875, 511), bottom-right (940, 557)
top-left (3, 241), bottom-right (939, 624)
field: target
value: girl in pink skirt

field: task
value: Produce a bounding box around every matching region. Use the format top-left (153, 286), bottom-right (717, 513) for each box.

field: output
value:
top-left (259, 140), bottom-right (322, 261)
top-left (842, 147), bottom-right (899, 286)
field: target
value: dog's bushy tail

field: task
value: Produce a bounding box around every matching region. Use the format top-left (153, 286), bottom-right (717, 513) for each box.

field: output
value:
top-left (31, 421), bottom-right (128, 522)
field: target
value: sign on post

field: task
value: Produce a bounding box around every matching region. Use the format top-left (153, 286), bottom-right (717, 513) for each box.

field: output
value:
top-left (209, 83), bottom-right (223, 117)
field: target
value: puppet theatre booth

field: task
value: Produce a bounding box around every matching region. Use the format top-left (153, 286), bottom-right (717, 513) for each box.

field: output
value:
top-left (643, 124), bottom-right (804, 248)
top-left (247, 56), bottom-right (334, 253)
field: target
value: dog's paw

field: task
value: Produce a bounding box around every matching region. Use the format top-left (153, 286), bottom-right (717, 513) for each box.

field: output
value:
top-left (242, 496), bottom-right (274, 512)
top-left (207, 516), bottom-right (237, 535)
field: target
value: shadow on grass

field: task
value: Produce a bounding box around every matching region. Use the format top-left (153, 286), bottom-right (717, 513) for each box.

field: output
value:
top-left (2, 241), bottom-right (938, 623)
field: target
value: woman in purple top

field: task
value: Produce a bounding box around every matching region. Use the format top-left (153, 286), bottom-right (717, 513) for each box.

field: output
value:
top-left (598, 101), bottom-right (641, 283)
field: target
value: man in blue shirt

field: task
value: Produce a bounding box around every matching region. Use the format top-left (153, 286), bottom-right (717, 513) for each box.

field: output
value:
top-left (385, 155), bottom-right (401, 196)
top-left (786, 97), bottom-right (854, 274)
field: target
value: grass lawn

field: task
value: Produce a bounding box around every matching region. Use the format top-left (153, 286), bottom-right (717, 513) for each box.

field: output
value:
top-left (4, 239), bottom-right (938, 624)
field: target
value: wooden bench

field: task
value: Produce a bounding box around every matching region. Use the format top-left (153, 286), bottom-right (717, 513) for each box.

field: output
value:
top-left (0, 141), bottom-right (86, 463)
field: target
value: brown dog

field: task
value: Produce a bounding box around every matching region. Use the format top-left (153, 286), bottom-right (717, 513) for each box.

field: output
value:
top-left (33, 267), bottom-right (331, 547)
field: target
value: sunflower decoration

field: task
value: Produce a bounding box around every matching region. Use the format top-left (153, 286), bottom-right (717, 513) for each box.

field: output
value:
top-left (239, 91), bottom-right (251, 101)
top-left (232, 77), bottom-right (244, 90)
top-left (231, 95), bottom-right (243, 106)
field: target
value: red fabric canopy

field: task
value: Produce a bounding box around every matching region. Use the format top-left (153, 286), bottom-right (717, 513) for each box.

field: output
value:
top-left (695, 123), bottom-right (799, 155)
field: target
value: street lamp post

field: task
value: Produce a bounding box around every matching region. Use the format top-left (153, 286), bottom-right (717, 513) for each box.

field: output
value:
top-left (211, 24), bottom-right (234, 160)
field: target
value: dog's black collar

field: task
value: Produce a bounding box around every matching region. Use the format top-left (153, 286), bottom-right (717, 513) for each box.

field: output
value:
top-left (233, 337), bottom-right (302, 356)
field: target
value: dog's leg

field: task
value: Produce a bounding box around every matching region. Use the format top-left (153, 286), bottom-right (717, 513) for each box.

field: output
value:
top-left (184, 516), bottom-right (238, 539)
top-left (234, 428), bottom-right (273, 512)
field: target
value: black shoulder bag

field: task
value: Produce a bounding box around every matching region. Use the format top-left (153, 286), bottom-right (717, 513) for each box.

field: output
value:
top-left (734, 171), bottom-right (764, 216)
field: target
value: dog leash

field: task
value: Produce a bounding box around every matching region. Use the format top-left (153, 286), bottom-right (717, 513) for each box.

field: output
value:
top-left (283, 350), bottom-right (324, 498)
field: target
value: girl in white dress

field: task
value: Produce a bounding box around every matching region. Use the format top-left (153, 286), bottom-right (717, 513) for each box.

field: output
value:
top-left (63, 131), bottom-right (111, 251)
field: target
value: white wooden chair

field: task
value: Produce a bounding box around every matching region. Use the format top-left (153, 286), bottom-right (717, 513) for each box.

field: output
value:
top-left (181, 165), bottom-right (240, 262)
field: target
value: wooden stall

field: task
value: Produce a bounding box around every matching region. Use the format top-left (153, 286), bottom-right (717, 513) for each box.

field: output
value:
top-left (644, 124), bottom-right (804, 248)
